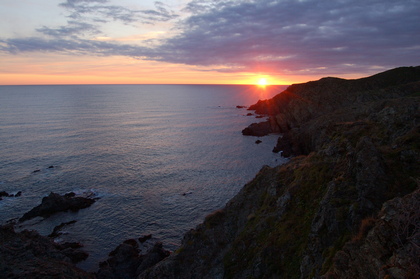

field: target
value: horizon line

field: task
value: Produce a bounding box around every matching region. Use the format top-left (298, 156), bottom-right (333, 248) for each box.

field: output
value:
top-left (0, 83), bottom-right (290, 87)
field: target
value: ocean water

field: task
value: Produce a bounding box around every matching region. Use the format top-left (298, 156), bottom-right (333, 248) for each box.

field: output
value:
top-left (0, 84), bottom-right (287, 271)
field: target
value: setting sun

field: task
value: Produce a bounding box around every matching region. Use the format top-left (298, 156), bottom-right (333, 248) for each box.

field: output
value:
top-left (257, 78), bottom-right (268, 87)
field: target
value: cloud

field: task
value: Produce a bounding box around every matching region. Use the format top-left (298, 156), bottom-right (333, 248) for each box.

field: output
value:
top-left (36, 21), bottom-right (101, 38)
top-left (59, 0), bottom-right (178, 24)
top-left (0, 36), bottom-right (157, 58)
top-left (1, 0), bottom-right (419, 77)
top-left (155, 0), bottom-right (420, 75)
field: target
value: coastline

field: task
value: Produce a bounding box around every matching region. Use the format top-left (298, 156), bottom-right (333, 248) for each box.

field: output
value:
top-left (139, 66), bottom-right (420, 278)
top-left (1, 66), bottom-right (419, 278)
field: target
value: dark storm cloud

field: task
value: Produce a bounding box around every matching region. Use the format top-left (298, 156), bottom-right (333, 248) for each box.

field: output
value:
top-left (1, 0), bottom-right (419, 76)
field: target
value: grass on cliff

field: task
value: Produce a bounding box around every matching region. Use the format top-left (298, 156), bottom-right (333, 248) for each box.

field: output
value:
top-left (223, 154), bottom-right (333, 279)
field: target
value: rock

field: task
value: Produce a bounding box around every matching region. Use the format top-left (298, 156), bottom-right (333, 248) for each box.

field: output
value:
top-left (242, 121), bottom-right (272, 137)
top-left (0, 224), bottom-right (93, 278)
top-left (49, 220), bottom-right (77, 238)
top-left (64, 191), bottom-right (76, 198)
top-left (246, 113), bottom-right (253, 116)
top-left (48, 165), bottom-right (54, 169)
top-left (136, 242), bottom-right (171, 275)
top-left (19, 192), bottom-right (97, 222)
top-left (55, 242), bottom-right (89, 263)
top-left (0, 191), bottom-right (9, 197)
top-left (236, 105), bottom-right (247, 109)
top-left (124, 238), bottom-right (139, 247)
top-left (328, 189), bottom-right (420, 279)
top-left (255, 140), bottom-right (262, 144)
top-left (97, 239), bottom-right (170, 279)
top-left (0, 191), bottom-right (22, 198)
top-left (139, 234), bottom-right (152, 243)
top-left (32, 169), bottom-right (41, 173)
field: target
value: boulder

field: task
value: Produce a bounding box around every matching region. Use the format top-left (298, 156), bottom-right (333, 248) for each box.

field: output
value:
top-left (19, 192), bottom-right (96, 222)
top-left (242, 121), bottom-right (272, 137)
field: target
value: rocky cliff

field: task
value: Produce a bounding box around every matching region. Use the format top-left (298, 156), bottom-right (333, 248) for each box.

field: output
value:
top-left (139, 66), bottom-right (420, 279)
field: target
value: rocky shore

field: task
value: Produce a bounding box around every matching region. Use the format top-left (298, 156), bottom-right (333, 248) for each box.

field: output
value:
top-left (138, 66), bottom-right (420, 278)
top-left (1, 66), bottom-right (419, 278)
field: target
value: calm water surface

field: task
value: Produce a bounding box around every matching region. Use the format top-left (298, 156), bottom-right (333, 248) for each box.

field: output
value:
top-left (0, 84), bottom-right (287, 270)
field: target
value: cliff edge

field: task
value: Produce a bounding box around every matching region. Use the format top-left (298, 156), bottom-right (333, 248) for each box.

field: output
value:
top-left (139, 66), bottom-right (420, 279)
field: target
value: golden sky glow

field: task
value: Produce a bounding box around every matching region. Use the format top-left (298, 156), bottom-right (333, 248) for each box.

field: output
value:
top-left (0, 53), bottom-right (296, 85)
top-left (0, 1), bottom-right (417, 85)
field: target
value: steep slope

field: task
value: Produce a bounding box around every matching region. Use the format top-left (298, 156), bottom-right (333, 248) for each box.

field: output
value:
top-left (139, 66), bottom-right (420, 279)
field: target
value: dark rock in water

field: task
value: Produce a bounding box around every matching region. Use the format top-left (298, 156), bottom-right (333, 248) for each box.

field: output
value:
top-left (97, 239), bottom-right (170, 279)
top-left (33, 169), bottom-right (41, 173)
top-left (64, 191), bottom-right (76, 198)
top-left (236, 105), bottom-right (246, 109)
top-left (49, 220), bottom-right (77, 238)
top-left (246, 113), bottom-right (253, 116)
top-left (0, 191), bottom-right (21, 198)
top-left (19, 192), bottom-right (96, 222)
top-left (139, 234), bottom-right (152, 243)
top-left (0, 191), bottom-right (9, 197)
top-left (255, 140), bottom-right (262, 144)
top-left (272, 132), bottom-right (296, 157)
top-left (124, 238), bottom-right (139, 247)
top-left (242, 121), bottom-right (272, 137)
top-left (0, 224), bottom-right (93, 278)
top-left (48, 165), bottom-right (54, 169)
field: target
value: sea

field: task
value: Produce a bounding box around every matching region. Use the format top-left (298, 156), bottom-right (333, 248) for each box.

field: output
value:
top-left (0, 84), bottom-right (288, 271)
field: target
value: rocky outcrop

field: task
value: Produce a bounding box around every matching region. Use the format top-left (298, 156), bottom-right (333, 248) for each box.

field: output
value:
top-left (19, 192), bottom-right (97, 222)
top-left (97, 238), bottom-right (170, 279)
top-left (328, 188), bottom-right (420, 279)
top-left (0, 224), bottom-right (93, 278)
top-left (139, 66), bottom-right (420, 279)
top-left (243, 66), bottom-right (420, 143)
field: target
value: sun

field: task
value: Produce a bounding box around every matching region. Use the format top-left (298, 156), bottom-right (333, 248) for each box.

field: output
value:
top-left (257, 77), bottom-right (268, 87)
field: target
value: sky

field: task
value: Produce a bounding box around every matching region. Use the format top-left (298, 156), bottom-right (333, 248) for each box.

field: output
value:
top-left (0, 0), bottom-right (419, 85)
